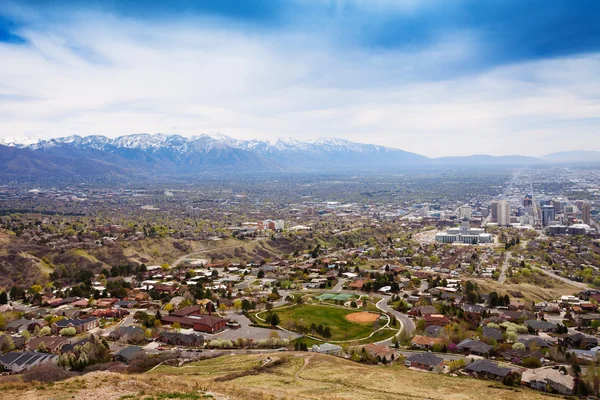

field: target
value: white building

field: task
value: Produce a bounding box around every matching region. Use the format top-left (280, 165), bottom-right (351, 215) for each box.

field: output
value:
top-left (459, 206), bottom-right (472, 220)
top-left (260, 219), bottom-right (285, 231)
top-left (435, 218), bottom-right (493, 244)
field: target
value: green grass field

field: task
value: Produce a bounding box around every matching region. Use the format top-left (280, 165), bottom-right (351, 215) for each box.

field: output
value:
top-left (274, 304), bottom-right (382, 341)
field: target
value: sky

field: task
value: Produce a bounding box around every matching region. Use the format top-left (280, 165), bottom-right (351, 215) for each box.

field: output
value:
top-left (0, 0), bottom-right (600, 157)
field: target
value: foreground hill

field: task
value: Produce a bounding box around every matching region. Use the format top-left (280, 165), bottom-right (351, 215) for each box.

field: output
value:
top-left (0, 353), bottom-right (553, 400)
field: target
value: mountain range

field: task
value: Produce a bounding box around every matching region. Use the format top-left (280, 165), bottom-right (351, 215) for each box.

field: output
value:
top-left (0, 134), bottom-right (599, 177)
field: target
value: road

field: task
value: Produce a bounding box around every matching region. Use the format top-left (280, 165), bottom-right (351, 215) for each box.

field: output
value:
top-left (374, 296), bottom-right (415, 346)
top-left (332, 278), bottom-right (346, 292)
top-left (537, 268), bottom-right (591, 290)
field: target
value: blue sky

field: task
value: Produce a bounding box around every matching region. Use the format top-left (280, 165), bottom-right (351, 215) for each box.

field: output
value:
top-left (0, 0), bottom-right (599, 157)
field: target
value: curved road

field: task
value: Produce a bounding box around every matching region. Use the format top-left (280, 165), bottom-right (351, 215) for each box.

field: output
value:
top-left (375, 296), bottom-right (415, 346)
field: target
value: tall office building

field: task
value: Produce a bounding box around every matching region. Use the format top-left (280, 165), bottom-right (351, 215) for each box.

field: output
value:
top-left (491, 201), bottom-right (499, 222)
top-left (542, 205), bottom-right (556, 227)
top-left (459, 205), bottom-right (472, 220)
top-left (582, 202), bottom-right (591, 225)
top-left (497, 201), bottom-right (510, 226)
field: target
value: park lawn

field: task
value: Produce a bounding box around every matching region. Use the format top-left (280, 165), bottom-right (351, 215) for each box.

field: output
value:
top-left (275, 304), bottom-right (380, 341)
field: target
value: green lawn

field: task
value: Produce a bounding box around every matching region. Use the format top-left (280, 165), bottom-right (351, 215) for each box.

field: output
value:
top-left (274, 304), bottom-right (382, 341)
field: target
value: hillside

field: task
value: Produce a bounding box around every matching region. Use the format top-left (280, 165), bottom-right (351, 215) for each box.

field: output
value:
top-left (0, 235), bottom-right (308, 288)
top-left (0, 353), bottom-right (552, 400)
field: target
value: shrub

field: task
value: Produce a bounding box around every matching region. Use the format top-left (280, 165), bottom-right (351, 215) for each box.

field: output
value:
top-left (22, 363), bottom-right (75, 383)
top-left (39, 326), bottom-right (51, 336)
top-left (59, 327), bottom-right (76, 336)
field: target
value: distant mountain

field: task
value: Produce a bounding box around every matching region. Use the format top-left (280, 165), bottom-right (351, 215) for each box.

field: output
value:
top-left (0, 133), bottom-right (597, 178)
top-left (0, 144), bottom-right (129, 177)
top-left (433, 154), bottom-right (541, 166)
top-left (2, 134), bottom-right (430, 177)
top-left (542, 151), bottom-right (600, 164)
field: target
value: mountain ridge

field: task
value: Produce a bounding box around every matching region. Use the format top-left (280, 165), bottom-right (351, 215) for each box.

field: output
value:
top-left (1, 133), bottom-right (599, 177)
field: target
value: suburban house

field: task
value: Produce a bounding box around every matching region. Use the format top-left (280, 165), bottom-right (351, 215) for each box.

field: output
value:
top-left (482, 327), bottom-right (503, 343)
top-left (0, 351), bottom-right (58, 373)
top-left (51, 317), bottom-right (99, 334)
top-left (525, 319), bottom-right (556, 333)
top-left (411, 335), bottom-right (442, 350)
top-left (311, 343), bottom-right (342, 356)
top-left (464, 360), bottom-right (512, 380)
top-left (5, 319), bottom-right (41, 334)
top-left (405, 352), bottom-right (444, 372)
top-left (161, 306), bottom-right (227, 333)
top-left (157, 332), bottom-right (204, 348)
top-left (363, 343), bottom-right (396, 362)
top-left (108, 326), bottom-right (145, 343)
top-left (424, 314), bottom-right (451, 327)
top-left (423, 326), bottom-right (443, 338)
top-left (521, 368), bottom-right (575, 395)
top-left (457, 339), bottom-right (493, 356)
top-left (27, 336), bottom-right (69, 353)
top-left (559, 332), bottom-right (598, 349)
top-left (113, 346), bottom-right (144, 364)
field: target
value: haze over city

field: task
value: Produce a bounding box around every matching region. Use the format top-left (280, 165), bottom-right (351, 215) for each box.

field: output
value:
top-left (1, 0), bottom-right (600, 157)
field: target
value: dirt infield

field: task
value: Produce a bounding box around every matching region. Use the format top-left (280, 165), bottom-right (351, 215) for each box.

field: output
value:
top-left (345, 312), bottom-right (380, 323)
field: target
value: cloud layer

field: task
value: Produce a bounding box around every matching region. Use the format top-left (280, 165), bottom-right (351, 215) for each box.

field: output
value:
top-left (0, 0), bottom-right (599, 157)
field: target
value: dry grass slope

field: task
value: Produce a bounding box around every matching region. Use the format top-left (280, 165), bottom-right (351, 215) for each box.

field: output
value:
top-left (0, 353), bottom-right (557, 400)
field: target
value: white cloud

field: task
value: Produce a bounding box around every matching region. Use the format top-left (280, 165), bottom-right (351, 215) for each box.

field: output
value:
top-left (0, 10), bottom-right (599, 157)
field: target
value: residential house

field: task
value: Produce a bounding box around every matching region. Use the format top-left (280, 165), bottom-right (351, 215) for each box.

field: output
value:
top-left (559, 332), bottom-right (598, 349)
top-left (424, 314), bottom-right (450, 327)
top-left (424, 326), bottom-right (443, 338)
top-left (519, 337), bottom-right (550, 351)
top-left (521, 368), bottom-right (575, 395)
top-left (51, 317), bottom-right (99, 334)
top-left (27, 336), bottom-right (69, 353)
top-left (482, 327), bottom-right (503, 343)
top-left (108, 326), bottom-right (146, 343)
top-left (363, 343), bottom-right (396, 362)
top-left (457, 339), bottom-right (493, 356)
top-left (464, 360), bottom-right (512, 380)
top-left (411, 335), bottom-right (442, 350)
top-left (161, 306), bottom-right (227, 333)
top-left (157, 332), bottom-right (204, 348)
top-left (524, 319), bottom-right (556, 333)
top-left (0, 351), bottom-right (58, 373)
top-left (405, 352), bottom-right (444, 372)
top-left (113, 346), bottom-right (144, 364)
top-left (311, 343), bottom-right (342, 356)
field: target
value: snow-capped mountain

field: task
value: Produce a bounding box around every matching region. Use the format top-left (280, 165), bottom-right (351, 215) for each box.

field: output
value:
top-left (0, 133), bottom-right (429, 177)
top-left (0, 135), bottom-right (39, 147)
top-left (0, 132), bottom-right (571, 178)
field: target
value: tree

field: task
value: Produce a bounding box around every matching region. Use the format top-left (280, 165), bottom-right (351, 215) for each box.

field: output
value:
top-left (323, 327), bottom-right (332, 339)
top-left (0, 291), bottom-right (7, 305)
top-left (172, 322), bottom-right (181, 332)
top-left (257, 270), bottom-right (265, 279)
top-left (0, 335), bottom-right (15, 353)
top-left (270, 313), bottom-right (280, 327)
top-left (30, 284), bottom-right (43, 294)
